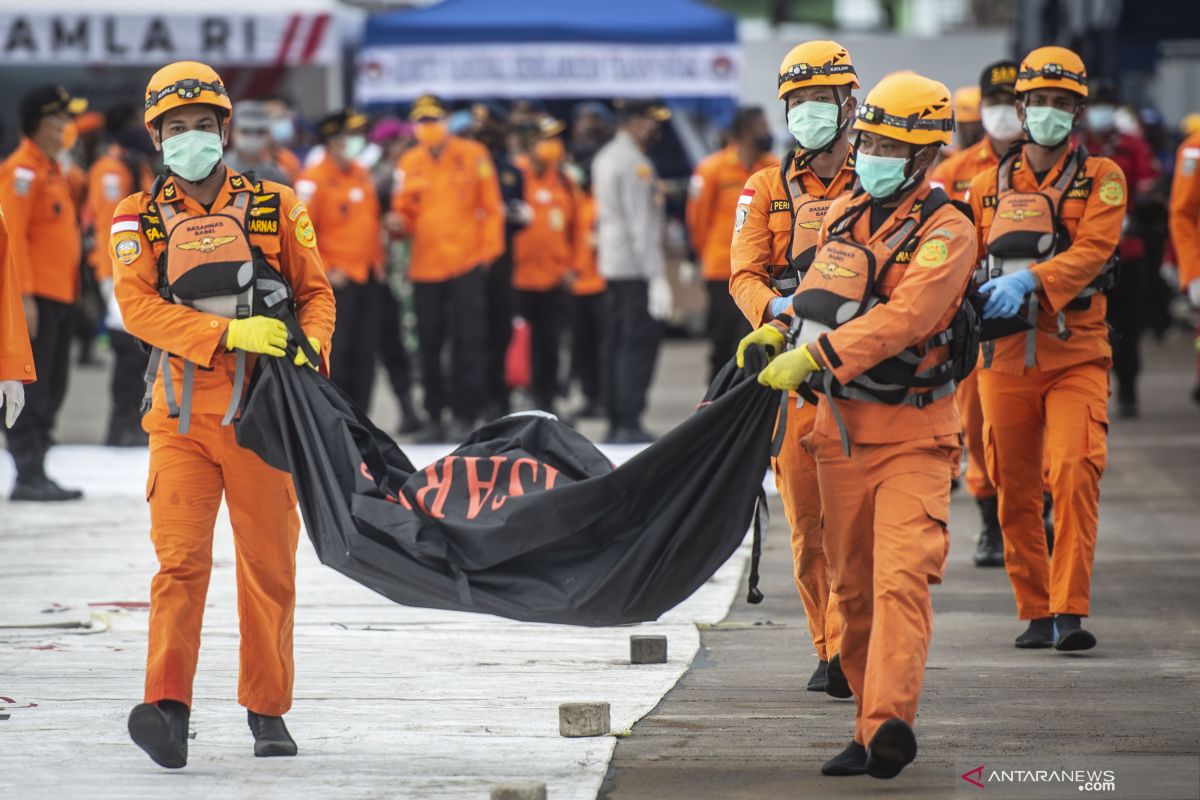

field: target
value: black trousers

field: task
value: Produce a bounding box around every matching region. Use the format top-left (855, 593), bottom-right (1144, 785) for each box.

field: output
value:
top-left (571, 291), bottom-right (605, 406)
top-left (7, 298), bottom-right (73, 482)
top-left (413, 267), bottom-right (486, 423)
top-left (517, 288), bottom-right (564, 411)
top-left (329, 278), bottom-right (382, 412)
top-left (107, 329), bottom-right (149, 441)
top-left (484, 252), bottom-right (515, 415)
top-left (376, 284), bottom-right (414, 402)
top-left (706, 279), bottom-right (751, 384)
top-left (1106, 257), bottom-right (1146, 405)
top-left (603, 279), bottom-right (661, 430)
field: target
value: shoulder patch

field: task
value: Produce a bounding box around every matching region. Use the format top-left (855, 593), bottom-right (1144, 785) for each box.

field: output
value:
top-left (13, 166), bottom-right (35, 196)
top-left (139, 211), bottom-right (165, 243)
top-left (1098, 178), bottom-right (1124, 206)
top-left (292, 205), bottom-right (317, 249)
top-left (981, 194), bottom-right (997, 209)
top-left (1066, 176), bottom-right (1093, 200)
top-left (112, 230), bottom-right (141, 265)
top-left (770, 199), bottom-right (792, 214)
top-left (915, 238), bottom-right (949, 268)
top-left (636, 163), bottom-right (653, 182)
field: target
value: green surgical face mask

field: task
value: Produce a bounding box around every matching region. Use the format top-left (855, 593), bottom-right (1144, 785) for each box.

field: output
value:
top-left (342, 134), bottom-right (368, 161)
top-left (787, 101), bottom-right (841, 150)
top-left (1024, 106), bottom-right (1075, 147)
top-left (161, 129), bottom-right (223, 182)
top-left (854, 151), bottom-right (910, 198)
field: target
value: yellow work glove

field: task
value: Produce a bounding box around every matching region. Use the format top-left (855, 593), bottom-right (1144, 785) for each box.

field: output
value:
top-left (736, 324), bottom-right (786, 368)
top-left (758, 344), bottom-right (822, 390)
top-left (226, 316), bottom-right (288, 358)
top-left (294, 336), bottom-right (322, 369)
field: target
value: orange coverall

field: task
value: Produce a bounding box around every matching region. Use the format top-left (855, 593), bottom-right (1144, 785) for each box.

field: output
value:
top-left (969, 145), bottom-right (1125, 620)
top-left (112, 170), bottom-right (335, 715)
top-left (0, 137), bottom-right (82, 305)
top-left (931, 138), bottom-right (1002, 500)
top-left (806, 182), bottom-right (976, 747)
top-left (687, 146), bottom-right (779, 281)
top-left (572, 190), bottom-right (604, 297)
top-left (729, 149), bottom-right (856, 663)
top-left (512, 160), bottom-right (576, 292)
top-left (392, 135), bottom-right (504, 284)
top-left (1169, 131), bottom-right (1200, 293)
top-left (0, 209), bottom-right (35, 382)
top-left (87, 146), bottom-right (155, 281)
top-left (296, 157), bottom-right (383, 285)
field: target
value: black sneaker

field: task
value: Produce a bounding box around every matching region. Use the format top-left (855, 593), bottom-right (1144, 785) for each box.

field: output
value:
top-left (128, 700), bottom-right (189, 769)
top-left (247, 710), bottom-right (298, 757)
top-left (10, 477), bottom-right (84, 502)
top-left (972, 497), bottom-right (1004, 567)
top-left (806, 660), bottom-right (829, 692)
top-left (1053, 614), bottom-right (1096, 651)
top-left (825, 653), bottom-right (852, 699)
top-left (865, 718), bottom-right (917, 779)
top-left (821, 740), bottom-right (867, 776)
top-left (1014, 617), bottom-right (1055, 649)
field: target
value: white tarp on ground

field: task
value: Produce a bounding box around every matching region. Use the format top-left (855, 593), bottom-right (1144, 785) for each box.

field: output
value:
top-left (0, 2), bottom-right (350, 66)
top-left (0, 446), bottom-right (752, 799)
top-left (356, 42), bottom-right (742, 103)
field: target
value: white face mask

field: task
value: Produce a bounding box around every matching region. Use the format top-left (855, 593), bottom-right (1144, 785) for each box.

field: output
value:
top-left (1114, 107), bottom-right (1139, 136)
top-left (981, 104), bottom-right (1022, 141)
top-left (236, 132), bottom-right (268, 156)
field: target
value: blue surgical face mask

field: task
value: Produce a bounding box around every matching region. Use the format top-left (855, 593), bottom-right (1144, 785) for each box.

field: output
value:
top-left (270, 117), bottom-right (295, 145)
top-left (854, 151), bottom-right (910, 198)
top-left (161, 129), bottom-right (224, 182)
top-left (1085, 104), bottom-right (1115, 133)
top-left (787, 100), bottom-right (841, 150)
top-left (342, 134), bottom-right (367, 160)
top-left (1024, 106), bottom-right (1075, 147)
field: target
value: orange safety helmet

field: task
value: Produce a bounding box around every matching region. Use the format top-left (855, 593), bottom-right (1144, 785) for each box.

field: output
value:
top-left (144, 61), bottom-right (233, 132)
top-left (853, 71), bottom-right (955, 146)
top-left (953, 86), bottom-right (981, 124)
top-left (1015, 46), bottom-right (1088, 98)
top-left (777, 40), bottom-right (859, 100)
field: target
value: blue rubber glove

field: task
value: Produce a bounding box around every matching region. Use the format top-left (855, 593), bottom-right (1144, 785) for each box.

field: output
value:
top-left (979, 270), bottom-right (1037, 320)
top-left (768, 295), bottom-right (793, 318)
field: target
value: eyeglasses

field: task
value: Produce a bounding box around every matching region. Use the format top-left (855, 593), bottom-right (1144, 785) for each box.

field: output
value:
top-left (145, 79), bottom-right (228, 111)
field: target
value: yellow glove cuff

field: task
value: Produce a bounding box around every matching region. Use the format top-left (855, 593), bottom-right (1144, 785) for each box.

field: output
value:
top-left (798, 344), bottom-right (821, 372)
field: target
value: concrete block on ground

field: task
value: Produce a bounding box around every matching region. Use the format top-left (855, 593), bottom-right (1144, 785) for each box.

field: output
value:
top-left (630, 635), bottom-right (668, 664)
top-left (491, 783), bottom-right (547, 800)
top-left (558, 702), bottom-right (611, 737)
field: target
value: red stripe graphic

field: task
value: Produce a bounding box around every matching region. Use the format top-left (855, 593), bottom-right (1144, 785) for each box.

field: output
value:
top-left (301, 15), bottom-right (331, 64)
top-left (275, 15), bottom-right (302, 67)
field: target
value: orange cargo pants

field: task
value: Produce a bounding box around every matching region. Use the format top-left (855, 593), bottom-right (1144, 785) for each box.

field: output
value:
top-left (143, 408), bottom-right (301, 716)
top-left (771, 396), bottom-right (842, 662)
top-left (956, 368), bottom-right (995, 498)
top-left (979, 359), bottom-right (1108, 619)
top-left (809, 431), bottom-right (957, 747)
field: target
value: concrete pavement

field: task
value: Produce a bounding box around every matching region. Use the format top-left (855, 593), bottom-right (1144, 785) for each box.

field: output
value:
top-left (602, 337), bottom-right (1200, 800)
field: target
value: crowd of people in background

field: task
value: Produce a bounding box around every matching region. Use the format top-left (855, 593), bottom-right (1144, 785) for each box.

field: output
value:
top-left (1, 76), bottom-right (1199, 501)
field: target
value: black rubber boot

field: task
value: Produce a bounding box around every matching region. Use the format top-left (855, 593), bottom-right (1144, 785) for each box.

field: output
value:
top-left (865, 718), bottom-right (917, 779)
top-left (10, 477), bottom-right (84, 502)
top-left (247, 710), bottom-right (298, 757)
top-left (1053, 614), bottom-right (1097, 651)
top-left (972, 496), bottom-right (1004, 567)
top-left (821, 740), bottom-right (867, 776)
top-left (1014, 617), bottom-right (1055, 648)
top-left (128, 700), bottom-right (189, 769)
top-left (825, 653), bottom-right (852, 699)
top-left (1043, 492), bottom-right (1055, 556)
top-left (806, 660), bottom-right (829, 692)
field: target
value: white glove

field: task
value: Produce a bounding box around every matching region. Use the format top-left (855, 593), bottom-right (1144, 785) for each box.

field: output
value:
top-left (1189, 278), bottom-right (1200, 309)
top-left (1, 380), bottom-right (25, 428)
top-left (648, 275), bottom-right (673, 322)
top-left (100, 278), bottom-right (125, 332)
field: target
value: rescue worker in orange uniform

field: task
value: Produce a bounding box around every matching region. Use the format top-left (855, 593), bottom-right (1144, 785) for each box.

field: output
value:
top-left (391, 94), bottom-right (504, 442)
top-left (950, 85), bottom-right (983, 153)
top-left (297, 109), bottom-right (383, 411)
top-left (87, 105), bottom-right (157, 447)
top-left (0, 85), bottom-right (87, 501)
top-left (968, 47), bottom-right (1124, 652)
top-left (728, 40), bottom-right (858, 698)
top-left (512, 116), bottom-right (577, 414)
top-left (1, 208), bottom-right (36, 429)
top-left (114, 61), bottom-right (335, 769)
top-left (739, 71), bottom-right (975, 779)
top-left (686, 106), bottom-right (779, 382)
top-left (931, 60), bottom-right (1021, 566)
top-left (1168, 120), bottom-right (1200, 404)
top-left (570, 168), bottom-right (606, 418)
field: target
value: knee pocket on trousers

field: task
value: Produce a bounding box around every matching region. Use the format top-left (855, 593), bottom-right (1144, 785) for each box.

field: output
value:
top-left (1085, 402), bottom-right (1109, 479)
top-left (919, 494), bottom-right (951, 586)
